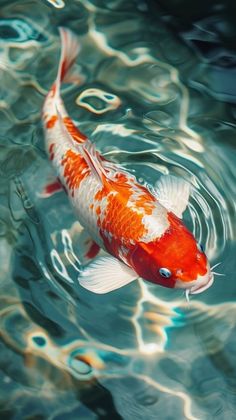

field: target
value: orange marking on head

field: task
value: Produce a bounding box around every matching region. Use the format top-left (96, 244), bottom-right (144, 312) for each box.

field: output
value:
top-left (46, 115), bottom-right (58, 129)
top-left (63, 117), bottom-right (87, 143)
top-left (90, 204), bottom-right (94, 209)
top-left (62, 149), bottom-right (90, 191)
top-left (164, 212), bottom-right (208, 279)
top-left (130, 211), bottom-right (208, 288)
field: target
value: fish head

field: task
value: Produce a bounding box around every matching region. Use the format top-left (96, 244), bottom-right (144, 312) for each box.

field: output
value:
top-left (130, 212), bottom-right (214, 295)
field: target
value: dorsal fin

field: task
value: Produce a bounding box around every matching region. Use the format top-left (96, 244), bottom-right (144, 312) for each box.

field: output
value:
top-left (154, 175), bottom-right (191, 218)
top-left (80, 140), bottom-right (107, 183)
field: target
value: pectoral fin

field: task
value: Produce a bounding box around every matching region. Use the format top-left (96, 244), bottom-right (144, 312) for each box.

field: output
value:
top-left (40, 178), bottom-right (65, 198)
top-left (79, 256), bottom-right (137, 294)
top-left (154, 175), bottom-right (191, 218)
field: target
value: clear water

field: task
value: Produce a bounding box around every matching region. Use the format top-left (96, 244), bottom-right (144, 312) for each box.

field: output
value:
top-left (0, 1), bottom-right (236, 419)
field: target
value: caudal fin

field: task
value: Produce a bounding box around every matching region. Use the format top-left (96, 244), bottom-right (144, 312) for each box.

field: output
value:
top-left (55, 27), bottom-right (80, 95)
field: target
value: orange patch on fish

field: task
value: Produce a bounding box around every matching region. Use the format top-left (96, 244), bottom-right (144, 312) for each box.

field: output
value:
top-left (63, 117), bottom-right (87, 143)
top-left (101, 196), bottom-right (147, 243)
top-left (46, 115), bottom-right (58, 129)
top-left (128, 207), bottom-right (210, 289)
top-left (62, 149), bottom-right (90, 193)
top-left (94, 189), bottom-right (106, 201)
top-left (135, 185), bottom-right (155, 215)
top-left (94, 175), bottom-right (156, 257)
top-left (167, 212), bottom-right (207, 279)
top-left (49, 143), bottom-right (55, 160)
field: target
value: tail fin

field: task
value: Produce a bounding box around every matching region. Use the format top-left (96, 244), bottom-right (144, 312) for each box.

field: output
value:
top-left (55, 27), bottom-right (80, 95)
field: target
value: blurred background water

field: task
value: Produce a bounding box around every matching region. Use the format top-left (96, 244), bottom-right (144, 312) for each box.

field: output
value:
top-left (0, 1), bottom-right (236, 419)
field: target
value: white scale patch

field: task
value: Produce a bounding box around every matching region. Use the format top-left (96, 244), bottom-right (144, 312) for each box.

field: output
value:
top-left (126, 188), bottom-right (170, 243)
top-left (141, 204), bottom-right (170, 242)
top-left (72, 175), bottom-right (104, 248)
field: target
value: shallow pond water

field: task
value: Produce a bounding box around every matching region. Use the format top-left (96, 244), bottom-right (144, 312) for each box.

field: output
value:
top-left (0, 1), bottom-right (236, 419)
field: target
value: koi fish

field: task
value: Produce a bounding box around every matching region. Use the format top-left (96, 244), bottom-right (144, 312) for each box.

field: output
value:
top-left (42, 28), bottom-right (214, 297)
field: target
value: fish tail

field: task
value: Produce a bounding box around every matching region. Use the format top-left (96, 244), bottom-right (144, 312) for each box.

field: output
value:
top-left (54, 27), bottom-right (80, 96)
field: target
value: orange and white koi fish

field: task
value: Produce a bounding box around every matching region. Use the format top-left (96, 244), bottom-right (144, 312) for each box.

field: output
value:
top-left (42, 28), bottom-right (214, 297)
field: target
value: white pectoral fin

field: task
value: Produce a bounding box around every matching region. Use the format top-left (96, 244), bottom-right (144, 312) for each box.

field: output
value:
top-left (78, 256), bottom-right (137, 294)
top-left (40, 178), bottom-right (64, 198)
top-left (155, 175), bottom-right (191, 218)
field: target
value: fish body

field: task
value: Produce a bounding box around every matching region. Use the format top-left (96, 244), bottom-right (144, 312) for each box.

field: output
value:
top-left (42, 28), bottom-right (214, 296)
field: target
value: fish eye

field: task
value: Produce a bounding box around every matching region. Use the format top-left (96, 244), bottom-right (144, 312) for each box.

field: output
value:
top-left (159, 267), bottom-right (172, 278)
top-left (197, 243), bottom-right (204, 252)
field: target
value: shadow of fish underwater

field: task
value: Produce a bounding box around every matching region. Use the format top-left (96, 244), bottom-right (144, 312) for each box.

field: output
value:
top-left (42, 28), bottom-right (214, 299)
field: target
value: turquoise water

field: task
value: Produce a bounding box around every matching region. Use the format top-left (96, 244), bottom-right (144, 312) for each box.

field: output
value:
top-left (0, 1), bottom-right (236, 419)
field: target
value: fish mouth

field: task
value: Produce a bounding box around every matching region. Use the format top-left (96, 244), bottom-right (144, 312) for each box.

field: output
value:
top-left (189, 272), bottom-right (214, 295)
